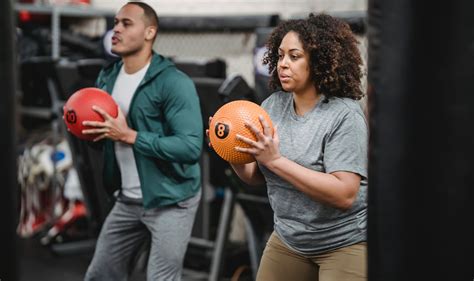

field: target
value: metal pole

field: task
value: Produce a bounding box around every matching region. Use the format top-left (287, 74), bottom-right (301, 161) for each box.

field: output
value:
top-left (209, 188), bottom-right (234, 281)
top-left (52, 6), bottom-right (60, 59)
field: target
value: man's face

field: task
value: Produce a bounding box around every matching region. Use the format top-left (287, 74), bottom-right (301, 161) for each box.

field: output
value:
top-left (111, 4), bottom-right (152, 57)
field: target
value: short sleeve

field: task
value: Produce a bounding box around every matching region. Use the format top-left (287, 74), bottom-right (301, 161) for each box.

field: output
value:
top-left (324, 111), bottom-right (368, 179)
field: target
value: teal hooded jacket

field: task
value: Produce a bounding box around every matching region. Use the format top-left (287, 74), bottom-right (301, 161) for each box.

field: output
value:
top-left (95, 52), bottom-right (203, 209)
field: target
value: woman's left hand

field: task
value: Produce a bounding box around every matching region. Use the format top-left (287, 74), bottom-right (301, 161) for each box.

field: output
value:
top-left (235, 115), bottom-right (281, 167)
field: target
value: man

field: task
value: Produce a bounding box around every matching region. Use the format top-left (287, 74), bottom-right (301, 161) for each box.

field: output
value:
top-left (83, 2), bottom-right (203, 280)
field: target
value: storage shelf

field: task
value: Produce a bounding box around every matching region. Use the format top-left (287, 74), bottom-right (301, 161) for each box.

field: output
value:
top-left (15, 3), bottom-right (115, 59)
top-left (15, 3), bottom-right (115, 17)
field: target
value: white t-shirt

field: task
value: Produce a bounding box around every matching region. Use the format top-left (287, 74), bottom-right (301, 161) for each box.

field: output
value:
top-left (111, 62), bottom-right (150, 199)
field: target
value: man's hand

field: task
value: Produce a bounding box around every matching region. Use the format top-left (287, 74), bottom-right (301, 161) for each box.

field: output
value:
top-left (82, 106), bottom-right (137, 144)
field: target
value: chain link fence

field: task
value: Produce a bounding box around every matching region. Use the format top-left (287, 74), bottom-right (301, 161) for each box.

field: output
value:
top-left (154, 27), bottom-right (368, 107)
top-left (155, 32), bottom-right (257, 86)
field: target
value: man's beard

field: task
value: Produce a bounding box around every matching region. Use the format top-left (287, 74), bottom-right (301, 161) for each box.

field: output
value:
top-left (111, 45), bottom-right (142, 57)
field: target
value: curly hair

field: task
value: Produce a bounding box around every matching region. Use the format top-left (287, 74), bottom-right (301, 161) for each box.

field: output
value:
top-left (263, 13), bottom-right (364, 100)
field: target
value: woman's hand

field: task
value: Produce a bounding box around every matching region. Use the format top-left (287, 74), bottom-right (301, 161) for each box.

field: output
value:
top-left (235, 115), bottom-right (281, 167)
top-left (82, 106), bottom-right (137, 144)
top-left (205, 116), bottom-right (213, 149)
top-left (209, 115), bottom-right (266, 185)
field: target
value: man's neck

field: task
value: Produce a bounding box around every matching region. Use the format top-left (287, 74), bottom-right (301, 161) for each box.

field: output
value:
top-left (122, 49), bottom-right (153, 74)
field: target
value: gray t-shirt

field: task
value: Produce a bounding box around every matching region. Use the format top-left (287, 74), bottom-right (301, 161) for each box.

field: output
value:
top-left (260, 91), bottom-right (368, 255)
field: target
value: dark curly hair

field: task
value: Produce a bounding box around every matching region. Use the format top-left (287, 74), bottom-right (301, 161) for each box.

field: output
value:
top-left (263, 13), bottom-right (364, 100)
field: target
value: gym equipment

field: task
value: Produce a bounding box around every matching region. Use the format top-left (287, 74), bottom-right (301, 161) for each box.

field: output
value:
top-left (17, 57), bottom-right (102, 257)
top-left (63, 87), bottom-right (118, 141)
top-left (180, 69), bottom-right (274, 281)
top-left (254, 27), bottom-right (274, 105)
top-left (55, 58), bottom-right (113, 248)
top-left (209, 100), bottom-right (273, 164)
top-left (175, 58), bottom-right (226, 79)
top-left (218, 74), bottom-right (255, 104)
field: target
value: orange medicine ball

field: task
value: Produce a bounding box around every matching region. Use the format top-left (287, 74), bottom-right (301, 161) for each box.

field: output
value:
top-left (63, 87), bottom-right (118, 141)
top-left (209, 100), bottom-right (274, 164)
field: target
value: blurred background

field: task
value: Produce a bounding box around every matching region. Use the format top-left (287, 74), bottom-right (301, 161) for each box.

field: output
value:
top-left (10, 0), bottom-right (367, 280)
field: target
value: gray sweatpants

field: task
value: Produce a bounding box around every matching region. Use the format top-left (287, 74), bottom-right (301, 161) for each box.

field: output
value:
top-left (84, 191), bottom-right (200, 281)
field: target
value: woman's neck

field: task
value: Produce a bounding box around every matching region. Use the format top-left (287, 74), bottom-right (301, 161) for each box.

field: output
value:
top-left (292, 87), bottom-right (320, 116)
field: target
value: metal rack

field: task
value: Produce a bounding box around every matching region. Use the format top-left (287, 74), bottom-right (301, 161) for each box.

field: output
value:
top-left (14, 4), bottom-right (113, 255)
top-left (15, 3), bottom-right (115, 59)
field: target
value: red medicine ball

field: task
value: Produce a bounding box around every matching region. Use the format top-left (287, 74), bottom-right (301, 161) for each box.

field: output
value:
top-left (63, 87), bottom-right (118, 141)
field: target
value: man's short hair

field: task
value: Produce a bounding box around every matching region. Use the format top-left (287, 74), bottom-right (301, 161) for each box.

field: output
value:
top-left (127, 1), bottom-right (159, 29)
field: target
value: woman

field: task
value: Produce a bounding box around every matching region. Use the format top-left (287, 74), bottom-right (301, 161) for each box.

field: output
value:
top-left (226, 13), bottom-right (368, 280)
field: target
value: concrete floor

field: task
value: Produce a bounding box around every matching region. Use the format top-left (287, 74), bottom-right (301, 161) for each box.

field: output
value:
top-left (18, 237), bottom-right (147, 281)
top-left (17, 236), bottom-right (252, 281)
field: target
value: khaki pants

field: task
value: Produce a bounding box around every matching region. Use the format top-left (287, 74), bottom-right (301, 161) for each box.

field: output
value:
top-left (256, 232), bottom-right (367, 281)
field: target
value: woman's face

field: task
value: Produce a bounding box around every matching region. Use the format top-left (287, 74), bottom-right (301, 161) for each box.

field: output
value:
top-left (277, 31), bottom-right (312, 93)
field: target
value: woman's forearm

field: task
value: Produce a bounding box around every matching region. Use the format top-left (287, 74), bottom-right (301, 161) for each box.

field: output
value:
top-left (230, 162), bottom-right (266, 186)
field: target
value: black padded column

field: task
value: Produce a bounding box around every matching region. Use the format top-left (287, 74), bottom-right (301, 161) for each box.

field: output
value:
top-left (0, 0), bottom-right (18, 280)
top-left (367, 0), bottom-right (474, 280)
